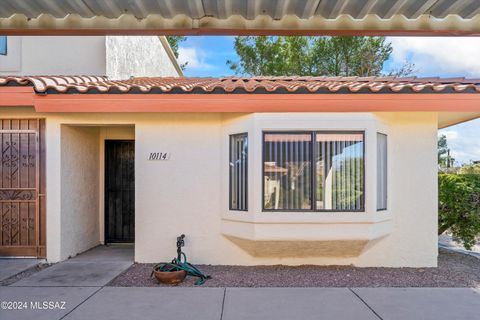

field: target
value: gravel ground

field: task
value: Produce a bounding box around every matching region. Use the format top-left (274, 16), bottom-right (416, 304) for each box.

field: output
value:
top-left (108, 248), bottom-right (480, 288)
top-left (0, 263), bottom-right (51, 286)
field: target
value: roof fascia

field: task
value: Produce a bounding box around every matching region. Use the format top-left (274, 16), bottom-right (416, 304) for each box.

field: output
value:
top-left (31, 93), bottom-right (480, 113)
top-left (0, 87), bottom-right (36, 106)
top-left (157, 36), bottom-right (183, 77)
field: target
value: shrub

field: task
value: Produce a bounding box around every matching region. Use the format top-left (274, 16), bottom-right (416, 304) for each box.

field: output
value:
top-left (438, 173), bottom-right (480, 250)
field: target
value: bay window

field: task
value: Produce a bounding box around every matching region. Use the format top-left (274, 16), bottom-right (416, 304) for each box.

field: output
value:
top-left (263, 131), bottom-right (364, 212)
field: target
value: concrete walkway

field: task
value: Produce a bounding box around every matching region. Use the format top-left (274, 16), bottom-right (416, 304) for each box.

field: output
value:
top-left (0, 287), bottom-right (479, 320)
top-left (1, 246), bottom-right (480, 319)
top-left (0, 259), bottom-right (41, 282)
top-left (11, 245), bottom-right (133, 287)
top-left (439, 235), bottom-right (480, 258)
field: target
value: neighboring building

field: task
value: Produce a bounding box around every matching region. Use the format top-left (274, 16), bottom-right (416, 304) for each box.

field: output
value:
top-left (1, 76), bottom-right (479, 267)
top-left (0, 36), bottom-right (182, 78)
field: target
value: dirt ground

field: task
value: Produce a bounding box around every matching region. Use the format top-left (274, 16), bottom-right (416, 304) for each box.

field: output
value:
top-left (108, 248), bottom-right (480, 288)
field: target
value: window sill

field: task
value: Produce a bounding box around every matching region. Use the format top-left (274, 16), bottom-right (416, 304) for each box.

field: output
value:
top-left (224, 210), bottom-right (391, 224)
top-left (221, 216), bottom-right (392, 257)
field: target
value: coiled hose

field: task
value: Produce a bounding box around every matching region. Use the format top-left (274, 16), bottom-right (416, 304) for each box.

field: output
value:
top-left (152, 252), bottom-right (211, 285)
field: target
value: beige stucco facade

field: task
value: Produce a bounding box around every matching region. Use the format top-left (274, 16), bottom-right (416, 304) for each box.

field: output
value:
top-left (0, 36), bottom-right (181, 78)
top-left (0, 107), bottom-right (439, 267)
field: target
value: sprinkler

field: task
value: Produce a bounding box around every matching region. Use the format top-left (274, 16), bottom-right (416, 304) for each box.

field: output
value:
top-left (151, 234), bottom-right (211, 285)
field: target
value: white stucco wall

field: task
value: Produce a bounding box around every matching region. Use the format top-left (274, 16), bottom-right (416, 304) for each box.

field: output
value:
top-left (0, 108), bottom-right (439, 266)
top-left (106, 36), bottom-right (180, 80)
top-left (357, 113), bottom-right (438, 267)
top-left (0, 36), bottom-right (106, 76)
top-left (60, 125), bottom-right (101, 260)
top-left (0, 36), bottom-right (180, 78)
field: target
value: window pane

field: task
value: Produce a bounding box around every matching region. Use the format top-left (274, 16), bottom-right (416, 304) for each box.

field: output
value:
top-left (377, 133), bottom-right (387, 210)
top-left (230, 133), bottom-right (248, 211)
top-left (263, 133), bottom-right (312, 210)
top-left (316, 133), bottom-right (364, 211)
top-left (0, 36), bottom-right (6, 55)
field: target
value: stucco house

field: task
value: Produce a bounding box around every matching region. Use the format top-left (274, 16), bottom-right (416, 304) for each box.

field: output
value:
top-left (1, 72), bottom-right (479, 267)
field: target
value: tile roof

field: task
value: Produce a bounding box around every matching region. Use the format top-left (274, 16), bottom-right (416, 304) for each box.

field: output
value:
top-left (1, 76), bottom-right (480, 94)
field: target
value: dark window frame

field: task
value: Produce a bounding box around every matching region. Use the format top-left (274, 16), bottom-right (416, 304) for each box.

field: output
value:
top-left (229, 133), bottom-right (248, 211)
top-left (376, 132), bottom-right (388, 211)
top-left (262, 130), bottom-right (366, 213)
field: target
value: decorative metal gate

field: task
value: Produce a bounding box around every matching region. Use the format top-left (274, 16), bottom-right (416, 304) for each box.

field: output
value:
top-left (0, 119), bottom-right (46, 257)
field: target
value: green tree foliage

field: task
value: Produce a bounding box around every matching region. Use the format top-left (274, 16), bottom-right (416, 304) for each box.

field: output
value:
top-left (438, 134), bottom-right (449, 167)
top-left (166, 36), bottom-right (187, 70)
top-left (438, 135), bottom-right (448, 160)
top-left (227, 36), bottom-right (413, 77)
top-left (439, 173), bottom-right (480, 250)
top-left (438, 134), bottom-right (455, 168)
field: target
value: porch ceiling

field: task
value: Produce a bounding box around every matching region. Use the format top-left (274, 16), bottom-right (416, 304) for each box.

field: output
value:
top-left (1, 0), bottom-right (480, 36)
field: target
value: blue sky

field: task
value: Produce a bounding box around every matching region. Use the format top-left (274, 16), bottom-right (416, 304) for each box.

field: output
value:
top-left (178, 36), bottom-right (480, 164)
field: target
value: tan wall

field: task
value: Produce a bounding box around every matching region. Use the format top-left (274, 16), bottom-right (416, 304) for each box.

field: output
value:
top-left (0, 108), bottom-right (439, 266)
top-left (60, 125), bottom-right (100, 260)
top-left (357, 113), bottom-right (438, 267)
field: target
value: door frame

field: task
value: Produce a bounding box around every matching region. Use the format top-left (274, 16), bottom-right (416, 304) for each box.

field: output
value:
top-left (104, 139), bottom-right (135, 244)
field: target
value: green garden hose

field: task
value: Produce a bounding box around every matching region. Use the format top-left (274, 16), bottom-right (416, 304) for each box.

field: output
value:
top-left (152, 252), bottom-right (211, 285)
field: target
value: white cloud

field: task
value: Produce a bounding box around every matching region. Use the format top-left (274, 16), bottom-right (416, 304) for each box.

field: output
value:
top-left (439, 119), bottom-right (480, 164)
top-left (388, 37), bottom-right (480, 77)
top-left (178, 47), bottom-right (214, 71)
top-left (440, 130), bottom-right (459, 141)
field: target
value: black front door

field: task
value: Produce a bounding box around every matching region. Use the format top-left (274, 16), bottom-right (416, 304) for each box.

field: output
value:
top-left (105, 140), bottom-right (135, 243)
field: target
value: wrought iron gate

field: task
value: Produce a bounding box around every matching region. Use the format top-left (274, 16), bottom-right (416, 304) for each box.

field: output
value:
top-left (105, 140), bottom-right (135, 243)
top-left (0, 119), bottom-right (46, 257)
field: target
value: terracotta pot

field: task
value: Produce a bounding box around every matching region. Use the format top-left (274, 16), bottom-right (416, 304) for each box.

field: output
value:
top-left (153, 269), bottom-right (187, 285)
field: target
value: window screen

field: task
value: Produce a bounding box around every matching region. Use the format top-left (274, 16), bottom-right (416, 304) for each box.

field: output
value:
top-left (263, 132), bottom-right (364, 211)
top-left (316, 133), bottom-right (364, 211)
top-left (229, 133), bottom-right (248, 211)
top-left (377, 133), bottom-right (387, 210)
top-left (263, 133), bottom-right (312, 210)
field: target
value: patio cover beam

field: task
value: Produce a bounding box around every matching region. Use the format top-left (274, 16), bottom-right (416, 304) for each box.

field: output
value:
top-left (1, 0), bottom-right (480, 36)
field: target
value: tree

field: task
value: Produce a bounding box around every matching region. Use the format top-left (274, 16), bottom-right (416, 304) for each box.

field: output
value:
top-left (166, 36), bottom-right (187, 70)
top-left (438, 134), bottom-right (449, 167)
top-left (438, 134), bottom-right (454, 168)
top-left (439, 173), bottom-right (480, 250)
top-left (227, 36), bottom-right (414, 77)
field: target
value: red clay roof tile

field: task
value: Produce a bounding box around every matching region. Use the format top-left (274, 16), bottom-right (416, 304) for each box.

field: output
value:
top-left (1, 76), bottom-right (480, 94)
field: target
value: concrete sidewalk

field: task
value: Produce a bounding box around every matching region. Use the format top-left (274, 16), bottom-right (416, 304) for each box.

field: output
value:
top-left (0, 287), bottom-right (479, 320)
top-left (11, 245), bottom-right (133, 287)
top-left (0, 259), bottom-right (42, 282)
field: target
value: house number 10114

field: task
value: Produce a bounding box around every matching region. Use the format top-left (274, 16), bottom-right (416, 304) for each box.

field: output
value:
top-left (148, 152), bottom-right (170, 160)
